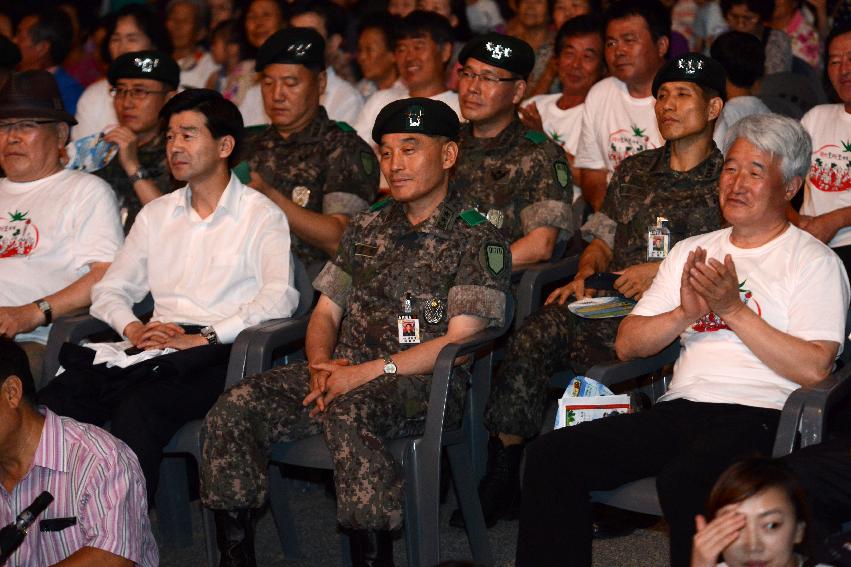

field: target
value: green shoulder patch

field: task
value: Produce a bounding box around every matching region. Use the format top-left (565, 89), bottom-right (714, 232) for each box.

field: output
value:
top-left (553, 161), bottom-right (570, 189)
top-left (459, 208), bottom-right (487, 227)
top-left (369, 197), bottom-right (393, 212)
top-left (335, 121), bottom-right (355, 133)
top-left (480, 242), bottom-right (506, 277)
top-left (524, 130), bottom-right (548, 145)
top-left (360, 151), bottom-right (376, 177)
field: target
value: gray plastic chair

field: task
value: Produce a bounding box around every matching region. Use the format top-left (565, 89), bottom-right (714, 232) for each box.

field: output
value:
top-left (265, 297), bottom-right (515, 567)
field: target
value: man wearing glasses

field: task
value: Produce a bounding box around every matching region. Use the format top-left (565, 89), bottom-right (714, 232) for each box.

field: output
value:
top-left (453, 32), bottom-right (574, 273)
top-left (92, 50), bottom-right (180, 233)
top-left (0, 70), bottom-right (123, 380)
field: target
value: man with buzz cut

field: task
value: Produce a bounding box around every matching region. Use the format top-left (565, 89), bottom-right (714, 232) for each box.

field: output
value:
top-left (200, 97), bottom-right (511, 567)
top-left (244, 27), bottom-right (378, 276)
top-left (452, 32), bottom-right (574, 272)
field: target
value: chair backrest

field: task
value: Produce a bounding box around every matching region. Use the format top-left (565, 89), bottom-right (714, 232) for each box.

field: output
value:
top-left (291, 254), bottom-right (315, 318)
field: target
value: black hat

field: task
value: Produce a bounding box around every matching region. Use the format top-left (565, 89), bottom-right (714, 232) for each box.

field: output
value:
top-left (372, 97), bottom-right (460, 144)
top-left (652, 53), bottom-right (727, 100)
top-left (255, 28), bottom-right (325, 72)
top-left (0, 35), bottom-right (21, 70)
top-left (0, 70), bottom-right (76, 124)
top-left (458, 33), bottom-right (535, 79)
top-left (108, 50), bottom-right (180, 90)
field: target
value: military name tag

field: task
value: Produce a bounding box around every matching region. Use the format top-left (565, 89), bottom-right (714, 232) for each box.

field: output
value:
top-left (486, 209), bottom-right (504, 229)
top-left (647, 226), bottom-right (670, 260)
top-left (398, 317), bottom-right (420, 344)
top-left (355, 243), bottom-right (378, 257)
top-left (292, 186), bottom-right (311, 207)
top-left (423, 298), bottom-right (445, 324)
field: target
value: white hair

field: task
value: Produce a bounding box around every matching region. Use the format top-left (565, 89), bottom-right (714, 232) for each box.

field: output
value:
top-left (723, 113), bottom-right (812, 184)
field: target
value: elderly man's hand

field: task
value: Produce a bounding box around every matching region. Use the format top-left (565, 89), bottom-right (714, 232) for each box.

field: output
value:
top-left (0, 304), bottom-right (45, 338)
top-left (679, 248), bottom-right (711, 321)
top-left (797, 214), bottom-right (841, 244)
top-left (614, 263), bottom-right (659, 299)
top-left (688, 250), bottom-right (744, 319)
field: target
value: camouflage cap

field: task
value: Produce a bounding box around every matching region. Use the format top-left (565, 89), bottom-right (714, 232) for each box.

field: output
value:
top-left (255, 27), bottom-right (325, 72)
top-left (372, 97), bottom-right (460, 144)
top-left (458, 33), bottom-right (535, 79)
top-left (108, 50), bottom-right (180, 89)
top-left (652, 53), bottom-right (727, 100)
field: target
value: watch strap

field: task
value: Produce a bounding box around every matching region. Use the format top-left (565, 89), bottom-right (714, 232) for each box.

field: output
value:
top-left (33, 299), bottom-right (52, 325)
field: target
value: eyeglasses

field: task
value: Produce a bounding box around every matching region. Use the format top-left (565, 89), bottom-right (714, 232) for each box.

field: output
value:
top-left (458, 68), bottom-right (519, 85)
top-left (0, 119), bottom-right (58, 134)
top-left (726, 13), bottom-right (760, 26)
top-left (109, 87), bottom-right (170, 100)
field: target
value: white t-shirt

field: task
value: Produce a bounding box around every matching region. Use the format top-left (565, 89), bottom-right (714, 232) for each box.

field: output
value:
top-left (574, 77), bottom-right (662, 179)
top-left (523, 94), bottom-right (584, 202)
top-left (466, 0), bottom-right (505, 34)
top-left (801, 104), bottom-right (851, 248)
top-left (178, 50), bottom-right (220, 89)
top-left (239, 67), bottom-right (365, 127)
top-left (352, 86), bottom-right (461, 146)
top-left (71, 79), bottom-right (118, 142)
top-left (632, 225), bottom-right (849, 411)
top-left (0, 169), bottom-right (124, 343)
top-left (713, 96), bottom-right (771, 148)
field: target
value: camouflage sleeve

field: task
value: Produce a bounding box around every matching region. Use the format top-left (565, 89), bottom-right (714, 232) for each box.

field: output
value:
top-left (312, 218), bottom-right (357, 307)
top-left (322, 133), bottom-right (379, 214)
top-left (579, 166), bottom-right (622, 246)
top-left (519, 142), bottom-right (574, 234)
top-left (447, 229), bottom-right (512, 327)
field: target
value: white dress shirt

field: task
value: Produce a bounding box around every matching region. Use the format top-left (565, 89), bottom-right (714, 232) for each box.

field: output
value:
top-left (92, 174), bottom-right (299, 343)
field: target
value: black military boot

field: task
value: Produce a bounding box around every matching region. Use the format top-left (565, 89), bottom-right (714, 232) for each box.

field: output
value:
top-left (449, 436), bottom-right (524, 529)
top-left (348, 529), bottom-right (395, 567)
top-left (213, 509), bottom-right (257, 567)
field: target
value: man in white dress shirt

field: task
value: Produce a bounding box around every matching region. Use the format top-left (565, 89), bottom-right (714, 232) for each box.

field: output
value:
top-left (39, 89), bottom-right (299, 500)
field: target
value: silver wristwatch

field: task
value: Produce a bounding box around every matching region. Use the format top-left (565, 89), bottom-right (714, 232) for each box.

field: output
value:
top-left (127, 166), bottom-right (149, 184)
top-left (383, 355), bottom-right (397, 375)
top-left (200, 326), bottom-right (219, 345)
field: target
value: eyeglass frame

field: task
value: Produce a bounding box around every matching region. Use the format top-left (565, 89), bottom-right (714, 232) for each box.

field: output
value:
top-left (0, 119), bottom-right (60, 134)
top-left (109, 87), bottom-right (171, 100)
top-left (458, 67), bottom-right (522, 85)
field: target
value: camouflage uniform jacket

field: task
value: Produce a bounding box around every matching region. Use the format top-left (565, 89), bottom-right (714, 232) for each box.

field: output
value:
top-left (583, 143), bottom-right (724, 271)
top-left (94, 135), bottom-right (176, 234)
top-left (246, 107), bottom-right (379, 269)
top-left (451, 118), bottom-right (574, 244)
top-left (313, 190), bottom-right (512, 367)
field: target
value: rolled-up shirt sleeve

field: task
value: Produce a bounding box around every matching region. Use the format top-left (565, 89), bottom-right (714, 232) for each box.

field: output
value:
top-left (313, 221), bottom-right (356, 308)
top-left (447, 235), bottom-right (512, 327)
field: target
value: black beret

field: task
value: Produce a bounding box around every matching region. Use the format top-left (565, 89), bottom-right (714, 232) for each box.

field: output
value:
top-left (0, 35), bottom-right (21, 70)
top-left (458, 33), bottom-right (535, 79)
top-left (255, 28), bottom-right (325, 72)
top-left (108, 50), bottom-right (180, 89)
top-left (372, 97), bottom-right (460, 144)
top-left (652, 53), bottom-right (727, 101)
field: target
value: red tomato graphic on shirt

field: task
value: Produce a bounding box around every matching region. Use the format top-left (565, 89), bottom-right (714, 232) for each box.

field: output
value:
top-left (691, 280), bottom-right (761, 332)
top-left (0, 210), bottom-right (39, 258)
top-left (608, 124), bottom-right (657, 169)
top-left (809, 143), bottom-right (851, 193)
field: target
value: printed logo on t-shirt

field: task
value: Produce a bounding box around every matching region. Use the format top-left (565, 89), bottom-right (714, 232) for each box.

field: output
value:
top-left (691, 280), bottom-right (761, 332)
top-left (548, 129), bottom-right (565, 148)
top-left (0, 210), bottom-right (39, 258)
top-left (608, 124), bottom-right (657, 169)
top-left (809, 142), bottom-right (851, 193)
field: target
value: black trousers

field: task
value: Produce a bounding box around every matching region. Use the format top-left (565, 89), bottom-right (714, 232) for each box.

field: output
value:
top-left (38, 342), bottom-right (231, 500)
top-left (515, 399), bottom-right (780, 567)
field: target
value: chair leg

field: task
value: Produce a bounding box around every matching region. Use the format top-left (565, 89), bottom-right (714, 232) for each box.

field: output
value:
top-left (201, 505), bottom-right (219, 567)
top-left (267, 463), bottom-right (303, 560)
top-left (156, 456), bottom-right (193, 549)
top-left (403, 440), bottom-right (440, 567)
top-left (447, 442), bottom-right (494, 567)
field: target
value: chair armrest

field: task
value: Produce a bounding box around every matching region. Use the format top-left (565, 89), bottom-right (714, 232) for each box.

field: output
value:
top-left (225, 315), bottom-right (311, 387)
top-left (584, 340), bottom-right (681, 389)
top-left (514, 255), bottom-right (580, 327)
top-left (41, 312), bottom-right (112, 386)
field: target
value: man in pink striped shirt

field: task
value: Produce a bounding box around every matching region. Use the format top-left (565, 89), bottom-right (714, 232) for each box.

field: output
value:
top-left (0, 342), bottom-right (157, 566)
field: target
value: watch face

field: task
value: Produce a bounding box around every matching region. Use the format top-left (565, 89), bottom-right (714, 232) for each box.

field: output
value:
top-left (384, 362), bottom-right (397, 374)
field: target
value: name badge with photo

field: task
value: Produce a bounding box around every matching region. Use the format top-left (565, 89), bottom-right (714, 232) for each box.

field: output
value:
top-left (398, 317), bottom-right (420, 344)
top-left (647, 224), bottom-right (670, 260)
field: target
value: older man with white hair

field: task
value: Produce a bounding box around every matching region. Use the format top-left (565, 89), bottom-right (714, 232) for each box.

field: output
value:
top-left (516, 113), bottom-right (851, 567)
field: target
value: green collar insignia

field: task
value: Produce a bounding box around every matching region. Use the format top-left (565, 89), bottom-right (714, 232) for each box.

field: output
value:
top-left (335, 121), bottom-right (355, 133)
top-left (369, 197), bottom-right (392, 212)
top-left (459, 208), bottom-right (487, 226)
top-left (524, 130), bottom-right (547, 145)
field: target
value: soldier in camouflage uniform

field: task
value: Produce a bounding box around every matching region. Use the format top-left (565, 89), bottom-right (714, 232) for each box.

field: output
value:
top-left (464, 54), bottom-right (730, 529)
top-left (200, 97), bottom-right (511, 567)
top-left (453, 33), bottom-right (574, 270)
top-left (93, 50), bottom-right (180, 233)
top-left (244, 28), bottom-right (378, 274)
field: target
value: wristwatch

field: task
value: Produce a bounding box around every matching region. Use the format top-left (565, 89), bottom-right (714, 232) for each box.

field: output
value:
top-left (127, 166), bottom-right (149, 184)
top-left (200, 326), bottom-right (219, 345)
top-left (383, 355), bottom-right (397, 375)
top-left (33, 298), bottom-right (52, 325)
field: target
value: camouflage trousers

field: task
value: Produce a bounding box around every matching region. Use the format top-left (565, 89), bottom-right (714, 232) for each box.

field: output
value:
top-left (484, 303), bottom-right (621, 439)
top-left (200, 361), bottom-right (463, 531)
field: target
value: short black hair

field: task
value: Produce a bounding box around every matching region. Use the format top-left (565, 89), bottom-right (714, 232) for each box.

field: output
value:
top-left (160, 89), bottom-right (244, 168)
top-left (720, 0), bottom-right (776, 22)
top-left (604, 0), bottom-right (671, 44)
top-left (101, 4), bottom-right (173, 66)
top-left (358, 11), bottom-right (400, 49)
top-left (826, 20), bottom-right (851, 63)
top-left (26, 7), bottom-right (73, 67)
top-left (555, 14), bottom-right (605, 57)
top-left (0, 341), bottom-right (36, 404)
top-left (711, 30), bottom-right (765, 87)
top-left (289, 0), bottom-right (347, 39)
top-left (393, 10), bottom-right (453, 49)
top-left (211, 18), bottom-right (248, 61)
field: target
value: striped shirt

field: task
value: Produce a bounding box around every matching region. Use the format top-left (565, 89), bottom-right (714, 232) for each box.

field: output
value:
top-left (0, 408), bottom-right (158, 566)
